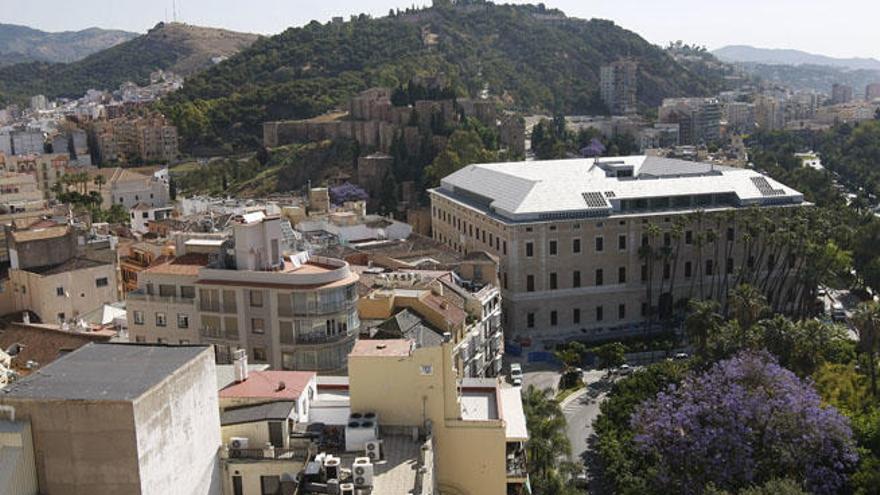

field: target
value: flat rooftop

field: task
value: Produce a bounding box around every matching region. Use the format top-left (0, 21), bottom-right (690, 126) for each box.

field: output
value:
top-left (436, 155), bottom-right (805, 222)
top-left (0, 343), bottom-right (210, 402)
top-left (349, 339), bottom-right (413, 358)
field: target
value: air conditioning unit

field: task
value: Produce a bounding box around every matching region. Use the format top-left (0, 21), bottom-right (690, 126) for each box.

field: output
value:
top-left (324, 456), bottom-right (341, 481)
top-left (352, 457), bottom-right (374, 487)
top-left (339, 483), bottom-right (355, 495)
top-left (230, 437), bottom-right (249, 449)
top-left (365, 440), bottom-right (384, 462)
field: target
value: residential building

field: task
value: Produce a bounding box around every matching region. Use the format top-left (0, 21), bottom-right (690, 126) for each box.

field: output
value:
top-left (867, 83), bottom-right (880, 102)
top-left (430, 156), bottom-right (805, 343)
top-left (0, 153), bottom-right (69, 199)
top-left (831, 83), bottom-right (854, 104)
top-left (129, 202), bottom-right (174, 233)
top-left (90, 116), bottom-right (179, 165)
top-left (723, 101), bottom-right (755, 134)
top-left (0, 132), bottom-right (12, 155)
top-left (119, 239), bottom-right (173, 293)
top-left (127, 213), bottom-right (361, 373)
top-left (755, 95), bottom-right (786, 131)
top-left (600, 60), bottom-right (638, 115)
top-left (10, 131), bottom-right (43, 156)
top-left (0, 343), bottom-right (222, 495)
top-left (349, 338), bottom-right (528, 494)
top-left (29, 95), bottom-right (48, 112)
top-left (86, 167), bottom-right (169, 209)
top-left (659, 98), bottom-right (721, 144)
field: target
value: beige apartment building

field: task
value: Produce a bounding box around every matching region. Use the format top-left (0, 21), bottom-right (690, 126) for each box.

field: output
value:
top-left (127, 213), bottom-right (360, 373)
top-left (430, 156), bottom-right (805, 344)
top-left (0, 152), bottom-right (69, 199)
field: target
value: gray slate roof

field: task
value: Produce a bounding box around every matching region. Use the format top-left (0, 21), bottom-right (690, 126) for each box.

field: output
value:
top-left (221, 401), bottom-right (297, 426)
top-left (0, 343), bottom-right (210, 402)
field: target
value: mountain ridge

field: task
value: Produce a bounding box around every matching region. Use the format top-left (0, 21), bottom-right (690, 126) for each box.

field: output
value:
top-left (0, 23), bottom-right (138, 66)
top-left (713, 45), bottom-right (880, 72)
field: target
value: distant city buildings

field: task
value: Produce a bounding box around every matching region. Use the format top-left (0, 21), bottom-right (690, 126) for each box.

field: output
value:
top-left (866, 83), bottom-right (880, 102)
top-left (659, 98), bottom-right (722, 144)
top-left (600, 60), bottom-right (638, 115)
top-left (90, 115), bottom-right (179, 165)
top-left (831, 83), bottom-right (854, 104)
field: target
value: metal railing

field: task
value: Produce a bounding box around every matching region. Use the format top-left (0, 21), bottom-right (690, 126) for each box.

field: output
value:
top-left (127, 291), bottom-right (195, 306)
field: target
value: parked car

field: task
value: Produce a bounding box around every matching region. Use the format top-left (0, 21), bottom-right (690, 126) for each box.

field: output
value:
top-left (673, 352), bottom-right (689, 361)
top-left (509, 363), bottom-right (523, 386)
top-left (617, 364), bottom-right (632, 375)
top-left (831, 302), bottom-right (847, 322)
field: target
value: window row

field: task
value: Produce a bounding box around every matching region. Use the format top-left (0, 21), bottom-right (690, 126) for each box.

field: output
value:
top-left (526, 303), bottom-right (630, 328)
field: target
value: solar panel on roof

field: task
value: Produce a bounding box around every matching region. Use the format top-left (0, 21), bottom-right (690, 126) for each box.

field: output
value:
top-left (604, 191), bottom-right (616, 198)
top-left (581, 192), bottom-right (609, 208)
top-left (751, 177), bottom-right (785, 196)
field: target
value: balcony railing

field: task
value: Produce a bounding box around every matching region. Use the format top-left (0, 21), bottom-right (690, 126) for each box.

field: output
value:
top-left (506, 449), bottom-right (528, 479)
top-left (286, 331), bottom-right (354, 346)
top-left (199, 302), bottom-right (237, 314)
top-left (127, 291), bottom-right (195, 306)
top-left (278, 300), bottom-right (357, 318)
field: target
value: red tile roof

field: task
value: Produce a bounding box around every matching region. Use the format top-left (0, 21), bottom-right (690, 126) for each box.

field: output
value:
top-left (219, 370), bottom-right (316, 400)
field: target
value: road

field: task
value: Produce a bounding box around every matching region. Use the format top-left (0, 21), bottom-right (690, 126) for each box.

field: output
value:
top-left (562, 370), bottom-right (608, 463)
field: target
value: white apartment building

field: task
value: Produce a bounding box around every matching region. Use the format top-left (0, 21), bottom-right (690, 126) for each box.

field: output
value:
top-left (430, 156), bottom-right (805, 344)
top-left (127, 213), bottom-right (361, 373)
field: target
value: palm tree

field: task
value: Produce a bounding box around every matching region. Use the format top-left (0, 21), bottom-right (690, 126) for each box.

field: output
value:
top-left (852, 301), bottom-right (880, 397)
top-left (684, 299), bottom-right (722, 358)
top-left (522, 385), bottom-right (577, 493)
top-left (93, 174), bottom-right (107, 195)
top-left (728, 284), bottom-right (768, 331)
top-left (639, 223), bottom-right (662, 333)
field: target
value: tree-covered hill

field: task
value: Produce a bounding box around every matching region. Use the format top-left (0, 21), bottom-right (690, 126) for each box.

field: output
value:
top-left (0, 22), bottom-right (258, 104)
top-left (0, 23), bottom-right (137, 66)
top-left (159, 0), bottom-right (729, 151)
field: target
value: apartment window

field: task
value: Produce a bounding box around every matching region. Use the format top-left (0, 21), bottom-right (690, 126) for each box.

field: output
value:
top-left (549, 240), bottom-right (557, 256)
top-left (596, 306), bottom-right (604, 322)
top-left (549, 273), bottom-right (558, 290)
top-left (527, 312), bottom-right (535, 328)
top-left (572, 238), bottom-right (581, 254)
top-left (133, 311), bottom-right (144, 325)
top-left (664, 263), bottom-right (671, 280)
top-left (550, 311), bottom-right (558, 326)
top-left (56, 286), bottom-right (65, 296)
top-left (618, 234), bottom-right (627, 251)
top-left (706, 259), bottom-right (714, 276)
top-left (177, 314), bottom-right (189, 329)
top-left (726, 257), bottom-right (734, 275)
top-left (727, 227), bottom-right (735, 242)
top-left (159, 284), bottom-right (176, 297)
top-left (489, 233), bottom-right (494, 245)
top-left (503, 241), bottom-right (507, 255)
top-left (595, 236), bottom-right (604, 252)
top-left (685, 261), bottom-right (693, 278)
top-left (595, 269), bottom-right (604, 286)
top-left (573, 270), bottom-right (581, 288)
top-left (95, 277), bottom-right (109, 288)
top-left (664, 232), bottom-right (671, 247)
top-left (526, 242), bottom-right (534, 257)
top-left (282, 352), bottom-right (296, 371)
top-left (573, 308), bottom-right (581, 324)
top-left (641, 264), bottom-right (647, 282)
top-left (156, 312), bottom-right (167, 327)
top-left (618, 304), bottom-right (626, 320)
top-left (574, 223), bottom-right (581, 230)
top-left (249, 290), bottom-right (263, 308)
top-left (685, 230), bottom-right (693, 244)
top-left (252, 318), bottom-right (265, 334)
top-left (180, 286), bottom-right (195, 299)
top-left (526, 275), bottom-right (535, 292)
top-left (618, 266), bottom-right (627, 284)
top-left (642, 234), bottom-right (649, 246)
top-left (253, 347), bottom-right (267, 362)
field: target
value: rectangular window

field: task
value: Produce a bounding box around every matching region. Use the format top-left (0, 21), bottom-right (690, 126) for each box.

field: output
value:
top-left (253, 347), bottom-right (267, 362)
top-left (664, 232), bottom-right (671, 247)
top-left (95, 277), bottom-right (109, 288)
top-left (618, 266), bottom-right (627, 284)
top-left (572, 238), bottom-right (581, 254)
top-left (618, 234), bottom-right (627, 251)
top-left (595, 236), bottom-right (604, 252)
top-left (550, 311), bottom-right (558, 326)
top-left (727, 227), bottom-right (735, 242)
top-left (664, 263), bottom-right (671, 280)
top-left (573, 270), bottom-right (581, 288)
top-left (549, 273), bottom-right (558, 290)
top-left (180, 286), bottom-right (195, 299)
top-left (249, 290), bottom-right (263, 308)
top-left (685, 230), bottom-right (693, 244)
top-left (573, 308), bottom-right (581, 324)
top-left (159, 284), bottom-right (176, 297)
top-left (685, 261), bottom-right (692, 278)
top-left (177, 314), bottom-right (189, 329)
top-left (527, 275), bottom-right (535, 292)
top-left (527, 312), bottom-right (535, 328)
top-left (706, 259), bottom-right (714, 276)
top-left (641, 302), bottom-right (648, 317)
top-left (526, 242), bottom-right (534, 257)
top-left (595, 269), bottom-right (604, 286)
top-left (252, 318), bottom-right (265, 334)
top-left (596, 306), bottom-right (604, 322)
top-left (56, 286), bottom-right (64, 296)
top-left (133, 310), bottom-right (144, 325)
top-left (549, 240), bottom-right (557, 256)
top-left (282, 352), bottom-right (296, 371)
top-left (618, 304), bottom-right (626, 320)
top-left (156, 312), bottom-right (167, 327)
top-left (727, 258), bottom-right (734, 274)
top-left (503, 240), bottom-right (507, 255)
top-left (641, 264), bottom-right (647, 282)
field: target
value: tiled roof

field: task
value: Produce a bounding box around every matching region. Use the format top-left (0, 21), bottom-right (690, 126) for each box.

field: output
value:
top-left (0, 324), bottom-right (112, 374)
top-left (219, 370), bottom-right (315, 401)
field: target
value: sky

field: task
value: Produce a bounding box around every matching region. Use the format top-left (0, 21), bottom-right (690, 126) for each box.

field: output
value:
top-left (1, 0), bottom-right (878, 59)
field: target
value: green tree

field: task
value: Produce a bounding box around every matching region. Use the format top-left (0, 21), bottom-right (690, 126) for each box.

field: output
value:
top-left (522, 385), bottom-right (579, 494)
top-left (594, 342), bottom-right (626, 375)
top-left (684, 299), bottom-right (722, 359)
top-left (424, 128), bottom-right (496, 186)
top-left (852, 301), bottom-right (880, 397)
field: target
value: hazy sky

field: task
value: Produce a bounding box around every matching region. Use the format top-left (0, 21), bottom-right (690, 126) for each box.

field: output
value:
top-left (1, 0), bottom-right (877, 59)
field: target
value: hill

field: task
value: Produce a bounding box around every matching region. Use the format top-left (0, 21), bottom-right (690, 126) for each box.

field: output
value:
top-left (0, 22), bottom-right (259, 103)
top-left (714, 45), bottom-right (880, 72)
top-left (738, 62), bottom-right (880, 95)
top-left (0, 23), bottom-right (137, 66)
top-left (160, 1), bottom-right (729, 151)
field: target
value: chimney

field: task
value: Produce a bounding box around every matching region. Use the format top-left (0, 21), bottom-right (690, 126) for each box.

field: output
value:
top-left (233, 348), bottom-right (248, 382)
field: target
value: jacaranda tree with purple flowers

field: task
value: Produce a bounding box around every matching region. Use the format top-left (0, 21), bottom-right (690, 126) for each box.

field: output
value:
top-left (630, 351), bottom-right (858, 495)
top-left (329, 182), bottom-right (369, 205)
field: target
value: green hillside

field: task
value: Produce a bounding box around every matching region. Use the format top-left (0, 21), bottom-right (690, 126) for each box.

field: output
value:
top-left (0, 23), bottom-right (137, 66)
top-left (0, 22), bottom-right (258, 105)
top-left (160, 1), bottom-right (729, 151)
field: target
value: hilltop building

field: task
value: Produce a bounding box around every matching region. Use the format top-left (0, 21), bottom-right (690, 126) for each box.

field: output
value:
top-left (430, 156), bottom-right (805, 344)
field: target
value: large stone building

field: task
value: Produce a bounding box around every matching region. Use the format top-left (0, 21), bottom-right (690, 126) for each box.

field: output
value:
top-left (127, 213), bottom-right (361, 373)
top-left (600, 60), bottom-right (638, 115)
top-left (0, 344), bottom-right (222, 495)
top-left (90, 116), bottom-right (179, 165)
top-left (429, 156), bottom-right (805, 344)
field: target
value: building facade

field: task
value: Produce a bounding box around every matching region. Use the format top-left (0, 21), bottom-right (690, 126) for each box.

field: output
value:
top-left (600, 60), bottom-right (638, 116)
top-left (429, 156), bottom-right (805, 344)
top-left (127, 214), bottom-right (361, 373)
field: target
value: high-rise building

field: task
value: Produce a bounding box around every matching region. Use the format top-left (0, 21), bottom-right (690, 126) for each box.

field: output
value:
top-left (659, 98), bottom-right (721, 144)
top-left (866, 83), bottom-right (880, 102)
top-left (600, 60), bottom-right (638, 115)
top-left (723, 101), bottom-right (755, 134)
top-left (29, 94), bottom-right (48, 112)
top-left (10, 130), bottom-right (44, 156)
top-left (127, 212), bottom-right (361, 373)
top-left (430, 156), bottom-right (805, 343)
top-left (755, 95), bottom-right (786, 131)
top-left (831, 83), bottom-right (854, 104)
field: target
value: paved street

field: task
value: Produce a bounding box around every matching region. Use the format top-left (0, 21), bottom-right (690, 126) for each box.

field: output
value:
top-left (562, 370), bottom-right (608, 463)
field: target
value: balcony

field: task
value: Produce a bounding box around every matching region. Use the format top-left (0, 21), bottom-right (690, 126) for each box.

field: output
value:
top-left (198, 302), bottom-right (237, 314)
top-left (281, 330), bottom-right (355, 347)
top-left (506, 443), bottom-right (528, 481)
top-left (278, 300), bottom-right (357, 318)
top-left (127, 291), bottom-right (195, 306)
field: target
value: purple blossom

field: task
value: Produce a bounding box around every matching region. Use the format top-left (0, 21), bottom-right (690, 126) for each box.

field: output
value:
top-left (630, 351), bottom-right (858, 494)
top-left (580, 138), bottom-right (606, 158)
top-left (329, 182), bottom-right (369, 205)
